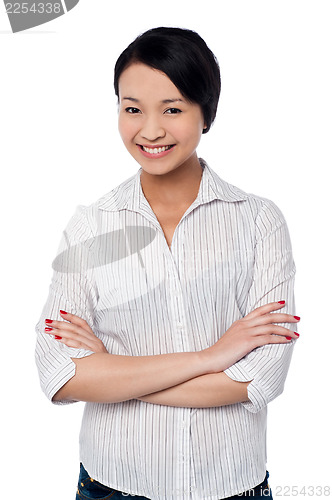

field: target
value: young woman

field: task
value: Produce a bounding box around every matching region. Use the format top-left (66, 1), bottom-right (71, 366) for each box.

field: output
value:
top-left (35, 27), bottom-right (300, 500)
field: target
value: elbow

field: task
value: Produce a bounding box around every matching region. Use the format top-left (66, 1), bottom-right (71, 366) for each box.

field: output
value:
top-left (243, 379), bottom-right (286, 413)
top-left (41, 359), bottom-right (82, 405)
top-left (36, 353), bottom-right (94, 404)
top-left (50, 355), bottom-right (101, 404)
top-left (269, 379), bottom-right (287, 404)
top-left (52, 383), bottom-right (76, 403)
top-left (274, 381), bottom-right (285, 399)
top-left (51, 361), bottom-right (84, 403)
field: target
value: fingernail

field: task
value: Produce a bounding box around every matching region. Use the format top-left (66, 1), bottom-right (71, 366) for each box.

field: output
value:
top-left (286, 336), bottom-right (292, 340)
top-left (294, 316), bottom-right (301, 321)
top-left (54, 335), bottom-right (62, 340)
top-left (278, 301), bottom-right (285, 304)
top-left (60, 310), bottom-right (67, 314)
top-left (45, 327), bottom-right (53, 332)
top-left (294, 332), bottom-right (300, 337)
top-left (45, 319), bottom-right (53, 324)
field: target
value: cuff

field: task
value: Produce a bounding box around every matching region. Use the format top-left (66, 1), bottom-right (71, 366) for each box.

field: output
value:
top-left (40, 349), bottom-right (94, 405)
top-left (224, 363), bottom-right (268, 413)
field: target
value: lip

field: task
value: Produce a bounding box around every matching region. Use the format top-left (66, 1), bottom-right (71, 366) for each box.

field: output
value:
top-left (137, 144), bottom-right (175, 159)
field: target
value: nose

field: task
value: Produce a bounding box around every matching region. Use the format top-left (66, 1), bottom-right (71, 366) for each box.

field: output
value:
top-left (140, 116), bottom-right (166, 142)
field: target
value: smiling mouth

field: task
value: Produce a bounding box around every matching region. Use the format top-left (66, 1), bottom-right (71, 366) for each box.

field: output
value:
top-left (139, 144), bottom-right (175, 154)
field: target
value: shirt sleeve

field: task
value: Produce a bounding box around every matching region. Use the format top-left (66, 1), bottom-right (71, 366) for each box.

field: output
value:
top-left (224, 198), bottom-right (297, 413)
top-left (34, 205), bottom-right (98, 405)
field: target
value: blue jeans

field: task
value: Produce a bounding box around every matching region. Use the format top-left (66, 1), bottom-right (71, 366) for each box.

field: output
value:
top-left (76, 463), bottom-right (273, 499)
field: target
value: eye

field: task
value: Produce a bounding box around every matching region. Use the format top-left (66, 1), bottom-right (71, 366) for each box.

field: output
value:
top-left (164, 108), bottom-right (182, 114)
top-left (125, 107), bottom-right (141, 114)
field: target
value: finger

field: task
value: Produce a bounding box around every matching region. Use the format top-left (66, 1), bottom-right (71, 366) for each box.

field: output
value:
top-left (44, 320), bottom-right (88, 337)
top-left (245, 301), bottom-right (286, 320)
top-left (44, 328), bottom-right (63, 340)
top-left (46, 327), bottom-right (103, 352)
top-left (44, 315), bottom-right (94, 339)
top-left (56, 332), bottom-right (107, 353)
top-left (59, 310), bottom-right (94, 334)
top-left (53, 336), bottom-right (92, 350)
top-left (255, 334), bottom-right (295, 347)
top-left (247, 313), bottom-right (300, 327)
top-left (254, 324), bottom-right (299, 339)
top-left (44, 322), bottom-right (98, 345)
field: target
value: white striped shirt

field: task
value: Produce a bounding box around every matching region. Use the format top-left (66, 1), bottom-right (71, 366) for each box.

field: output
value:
top-left (35, 158), bottom-right (297, 499)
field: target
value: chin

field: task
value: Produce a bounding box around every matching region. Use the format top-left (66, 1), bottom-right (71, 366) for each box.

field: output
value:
top-left (136, 158), bottom-right (180, 176)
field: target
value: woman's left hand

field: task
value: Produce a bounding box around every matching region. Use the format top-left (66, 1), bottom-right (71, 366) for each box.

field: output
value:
top-left (44, 310), bottom-right (108, 353)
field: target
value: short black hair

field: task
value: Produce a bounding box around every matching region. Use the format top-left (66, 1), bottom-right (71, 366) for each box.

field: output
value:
top-left (114, 27), bottom-right (221, 134)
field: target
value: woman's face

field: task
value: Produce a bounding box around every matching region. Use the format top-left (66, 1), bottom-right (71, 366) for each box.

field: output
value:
top-left (118, 62), bottom-right (206, 176)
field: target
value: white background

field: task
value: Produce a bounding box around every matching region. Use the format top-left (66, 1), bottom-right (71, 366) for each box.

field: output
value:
top-left (1, 1), bottom-right (331, 498)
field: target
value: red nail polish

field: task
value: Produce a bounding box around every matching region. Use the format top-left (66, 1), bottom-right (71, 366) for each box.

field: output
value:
top-left (294, 316), bottom-right (301, 321)
top-left (286, 336), bottom-right (292, 340)
top-left (54, 335), bottom-right (62, 340)
top-left (45, 327), bottom-right (53, 332)
top-left (60, 310), bottom-right (67, 315)
top-left (45, 319), bottom-right (53, 324)
top-left (278, 301), bottom-right (285, 304)
top-left (294, 332), bottom-right (300, 337)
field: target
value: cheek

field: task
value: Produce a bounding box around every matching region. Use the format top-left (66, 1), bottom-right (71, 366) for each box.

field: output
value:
top-left (178, 110), bottom-right (204, 143)
top-left (176, 121), bottom-right (203, 147)
top-left (118, 116), bottom-right (138, 145)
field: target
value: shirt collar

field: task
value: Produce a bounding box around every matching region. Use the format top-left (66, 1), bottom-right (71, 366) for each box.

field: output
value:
top-left (97, 158), bottom-right (248, 213)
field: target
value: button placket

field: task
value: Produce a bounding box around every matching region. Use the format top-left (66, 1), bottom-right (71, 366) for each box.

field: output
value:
top-left (165, 243), bottom-right (188, 353)
top-left (157, 216), bottom-right (192, 498)
top-left (175, 410), bottom-right (192, 499)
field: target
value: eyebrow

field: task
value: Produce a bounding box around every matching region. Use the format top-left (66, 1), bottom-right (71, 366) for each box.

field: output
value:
top-left (122, 97), bottom-right (185, 104)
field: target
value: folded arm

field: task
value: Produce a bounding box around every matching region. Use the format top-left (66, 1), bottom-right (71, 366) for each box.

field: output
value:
top-left (137, 372), bottom-right (251, 407)
top-left (53, 349), bottom-right (208, 404)
top-left (44, 298), bottom-right (297, 405)
top-left (35, 202), bottom-right (298, 408)
top-left (223, 200), bottom-right (298, 413)
top-left (137, 201), bottom-right (298, 411)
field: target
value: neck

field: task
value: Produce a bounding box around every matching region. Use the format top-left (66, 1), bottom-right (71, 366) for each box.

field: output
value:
top-left (140, 155), bottom-right (203, 207)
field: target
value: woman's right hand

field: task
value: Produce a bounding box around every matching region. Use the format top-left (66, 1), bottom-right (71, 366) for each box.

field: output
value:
top-left (200, 301), bottom-right (300, 374)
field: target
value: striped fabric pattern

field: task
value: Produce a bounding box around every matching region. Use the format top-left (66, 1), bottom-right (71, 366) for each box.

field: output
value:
top-left (35, 158), bottom-right (297, 499)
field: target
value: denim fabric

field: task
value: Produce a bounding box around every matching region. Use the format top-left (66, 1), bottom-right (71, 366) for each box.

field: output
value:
top-left (226, 471), bottom-right (273, 499)
top-left (75, 463), bottom-right (149, 499)
top-left (76, 463), bottom-right (272, 499)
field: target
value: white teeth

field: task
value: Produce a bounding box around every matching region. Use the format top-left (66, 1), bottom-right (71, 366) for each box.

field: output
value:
top-left (142, 145), bottom-right (172, 154)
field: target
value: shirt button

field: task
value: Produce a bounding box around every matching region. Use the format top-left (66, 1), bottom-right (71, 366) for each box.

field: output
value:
top-left (177, 322), bottom-right (183, 329)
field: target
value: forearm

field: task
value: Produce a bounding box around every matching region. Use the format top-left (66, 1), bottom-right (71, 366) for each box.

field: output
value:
top-left (137, 372), bottom-right (252, 408)
top-left (53, 351), bottom-right (207, 404)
